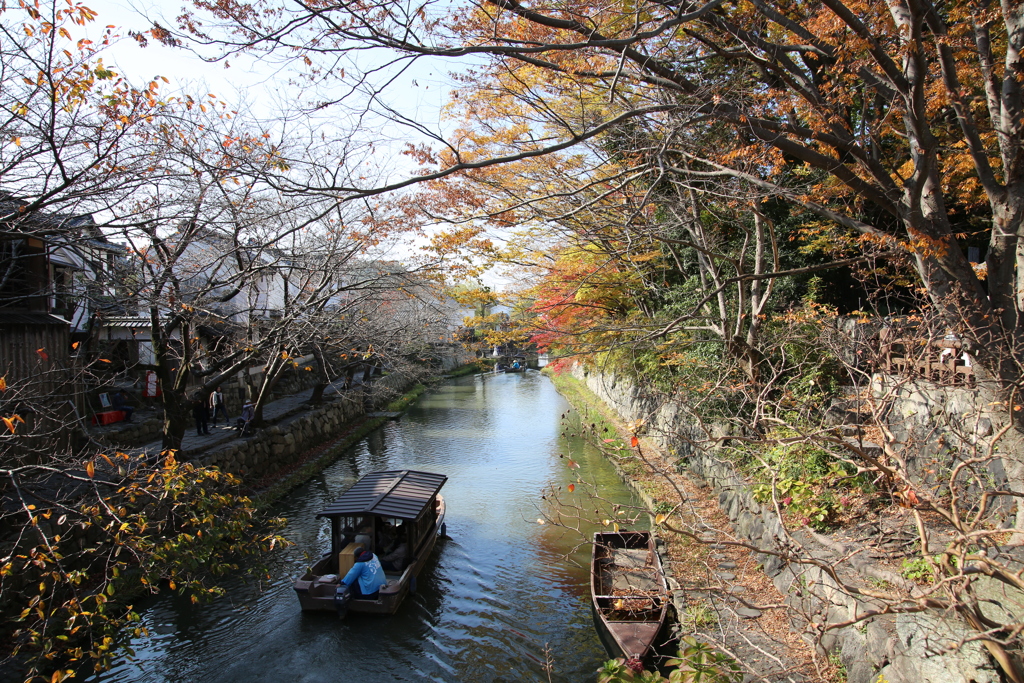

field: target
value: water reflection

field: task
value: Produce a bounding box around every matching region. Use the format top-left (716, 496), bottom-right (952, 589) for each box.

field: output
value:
top-left (94, 371), bottom-right (637, 683)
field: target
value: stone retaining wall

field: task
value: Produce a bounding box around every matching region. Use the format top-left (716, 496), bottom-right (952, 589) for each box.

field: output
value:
top-left (569, 364), bottom-right (1002, 683)
top-left (193, 369), bottom-right (425, 479)
top-left (193, 392), bottom-right (367, 478)
top-left (94, 416), bottom-right (164, 448)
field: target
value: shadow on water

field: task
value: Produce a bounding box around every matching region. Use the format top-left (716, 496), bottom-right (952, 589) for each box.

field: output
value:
top-left (93, 371), bottom-right (639, 683)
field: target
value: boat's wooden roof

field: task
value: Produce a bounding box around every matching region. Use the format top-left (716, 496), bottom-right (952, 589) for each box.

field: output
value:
top-left (317, 470), bottom-right (447, 521)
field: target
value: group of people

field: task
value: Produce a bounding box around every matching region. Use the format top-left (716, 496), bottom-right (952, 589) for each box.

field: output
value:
top-left (338, 518), bottom-right (412, 600)
top-left (190, 387), bottom-right (256, 436)
top-left (104, 386), bottom-right (260, 438)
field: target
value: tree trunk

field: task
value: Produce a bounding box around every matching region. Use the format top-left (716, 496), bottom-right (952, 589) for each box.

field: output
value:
top-left (161, 396), bottom-right (188, 453)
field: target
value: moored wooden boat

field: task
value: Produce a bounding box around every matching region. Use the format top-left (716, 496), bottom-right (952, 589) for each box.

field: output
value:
top-left (591, 531), bottom-right (669, 666)
top-left (294, 469), bottom-right (447, 616)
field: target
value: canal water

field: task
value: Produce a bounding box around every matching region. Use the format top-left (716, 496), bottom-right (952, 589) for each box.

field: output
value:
top-left (94, 370), bottom-right (639, 683)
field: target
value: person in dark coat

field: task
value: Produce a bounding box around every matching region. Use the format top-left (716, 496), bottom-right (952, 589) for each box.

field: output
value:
top-left (111, 390), bottom-right (134, 422)
top-left (192, 394), bottom-right (210, 435)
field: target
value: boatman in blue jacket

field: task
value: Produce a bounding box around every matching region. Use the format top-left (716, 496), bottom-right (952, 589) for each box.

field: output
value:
top-left (341, 549), bottom-right (387, 599)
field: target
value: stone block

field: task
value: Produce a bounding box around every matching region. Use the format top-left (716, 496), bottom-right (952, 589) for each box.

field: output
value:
top-left (838, 624), bottom-right (878, 683)
top-left (762, 553), bottom-right (784, 577)
top-left (876, 613), bottom-right (1000, 683)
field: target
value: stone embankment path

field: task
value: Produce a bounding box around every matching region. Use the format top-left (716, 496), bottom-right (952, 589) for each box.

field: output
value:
top-left (100, 372), bottom-right (368, 460)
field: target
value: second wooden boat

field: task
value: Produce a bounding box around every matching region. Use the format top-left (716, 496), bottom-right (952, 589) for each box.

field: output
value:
top-left (591, 530), bottom-right (669, 666)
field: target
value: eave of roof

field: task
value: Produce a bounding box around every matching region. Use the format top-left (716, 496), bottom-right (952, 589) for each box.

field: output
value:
top-left (101, 317), bottom-right (154, 328)
top-left (317, 469), bottom-right (447, 522)
top-left (0, 312), bottom-right (69, 327)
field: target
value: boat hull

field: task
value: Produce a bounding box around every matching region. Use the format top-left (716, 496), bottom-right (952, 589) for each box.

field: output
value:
top-left (294, 497), bottom-right (446, 615)
top-left (591, 531), bottom-right (669, 663)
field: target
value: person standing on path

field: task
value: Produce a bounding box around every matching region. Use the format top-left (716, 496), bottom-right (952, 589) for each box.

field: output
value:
top-left (192, 393), bottom-right (211, 435)
top-left (210, 387), bottom-right (229, 425)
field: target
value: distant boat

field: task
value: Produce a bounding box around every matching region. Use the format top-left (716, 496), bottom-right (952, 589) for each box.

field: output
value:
top-left (501, 354), bottom-right (527, 373)
top-left (294, 469), bottom-right (447, 616)
top-left (591, 531), bottom-right (669, 666)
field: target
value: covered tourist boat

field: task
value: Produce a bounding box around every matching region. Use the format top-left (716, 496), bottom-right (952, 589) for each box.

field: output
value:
top-left (294, 469), bottom-right (447, 615)
top-left (497, 354), bottom-right (527, 373)
top-left (591, 531), bottom-right (669, 665)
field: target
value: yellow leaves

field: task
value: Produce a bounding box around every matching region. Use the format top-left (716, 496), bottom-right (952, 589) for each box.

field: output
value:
top-left (86, 461), bottom-right (95, 478)
top-left (3, 414), bottom-right (25, 433)
top-left (0, 376), bottom-right (6, 392)
top-left (654, 513), bottom-right (668, 525)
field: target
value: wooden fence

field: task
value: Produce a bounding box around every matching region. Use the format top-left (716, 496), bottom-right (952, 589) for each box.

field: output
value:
top-left (877, 328), bottom-right (975, 386)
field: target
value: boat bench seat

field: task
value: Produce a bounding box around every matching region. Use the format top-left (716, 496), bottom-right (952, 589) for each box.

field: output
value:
top-left (380, 579), bottom-right (401, 595)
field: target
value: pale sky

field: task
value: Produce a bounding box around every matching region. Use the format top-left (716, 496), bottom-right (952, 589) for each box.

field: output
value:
top-left (86, 0), bottom-right (457, 150)
top-left (82, 0), bottom-right (513, 289)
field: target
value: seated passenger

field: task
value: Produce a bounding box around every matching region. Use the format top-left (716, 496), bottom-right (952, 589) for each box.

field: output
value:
top-left (380, 542), bottom-right (409, 572)
top-left (340, 549), bottom-right (387, 599)
top-left (354, 533), bottom-right (373, 552)
top-left (111, 390), bottom-right (134, 422)
top-left (378, 521), bottom-right (396, 552)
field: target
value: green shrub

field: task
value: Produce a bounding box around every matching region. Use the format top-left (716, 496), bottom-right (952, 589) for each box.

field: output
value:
top-left (752, 478), bottom-right (840, 531)
top-left (900, 557), bottom-right (934, 583)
